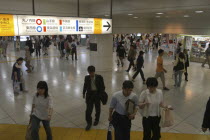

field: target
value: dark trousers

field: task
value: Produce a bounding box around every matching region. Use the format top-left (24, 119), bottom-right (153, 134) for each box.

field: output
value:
top-left (31, 115), bottom-right (52, 140)
top-left (112, 112), bottom-right (131, 140)
top-left (72, 50), bottom-right (77, 60)
top-left (143, 116), bottom-right (161, 140)
top-left (85, 92), bottom-right (101, 124)
top-left (36, 49), bottom-right (41, 57)
top-left (127, 60), bottom-right (134, 72)
top-left (155, 43), bottom-right (158, 49)
top-left (132, 68), bottom-right (145, 81)
top-left (184, 66), bottom-right (188, 80)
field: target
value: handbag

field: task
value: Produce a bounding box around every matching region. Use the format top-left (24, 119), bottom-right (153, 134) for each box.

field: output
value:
top-left (173, 59), bottom-right (184, 72)
top-left (25, 118), bottom-right (33, 140)
top-left (125, 99), bottom-right (135, 115)
top-left (160, 108), bottom-right (174, 128)
top-left (107, 123), bottom-right (113, 140)
top-left (14, 81), bottom-right (20, 93)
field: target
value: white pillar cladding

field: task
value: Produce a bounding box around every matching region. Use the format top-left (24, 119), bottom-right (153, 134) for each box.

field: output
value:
top-left (89, 34), bottom-right (113, 71)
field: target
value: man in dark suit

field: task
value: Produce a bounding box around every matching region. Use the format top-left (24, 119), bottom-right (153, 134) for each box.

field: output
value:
top-left (83, 66), bottom-right (105, 131)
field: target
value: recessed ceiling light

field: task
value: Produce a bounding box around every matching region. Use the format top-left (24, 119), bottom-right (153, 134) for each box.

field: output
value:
top-left (128, 14), bottom-right (133, 16)
top-left (195, 11), bottom-right (204, 13)
top-left (104, 15), bottom-right (109, 17)
top-left (184, 15), bottom-right (190, 17)
top-left (156, 13), bottom-right (164, 15)
top-left (156, 16), bottom-right (161, 18)
top-left (133, 17), bottom-right (138, 18)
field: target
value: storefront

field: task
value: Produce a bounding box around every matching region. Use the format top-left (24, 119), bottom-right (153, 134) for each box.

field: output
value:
top-left (179, 35), bottom-right (210, 63)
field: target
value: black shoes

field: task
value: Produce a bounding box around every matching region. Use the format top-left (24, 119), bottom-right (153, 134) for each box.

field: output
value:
top-left (85, 121), bottom-right (99, 130)
top-left (85, 124), bottom-right (92, 131)
top-left (163, 87), bottom-right (170, 91)
top-left (93, 121), bottom-right (99, 126)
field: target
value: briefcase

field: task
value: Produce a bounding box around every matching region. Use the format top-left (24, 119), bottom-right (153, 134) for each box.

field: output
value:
top-left (100, 91), bottom-right (108, 105)
top-left (125, 99), bottom-right (135, 115)
top-left (107, 123), bottom-right (113, 140)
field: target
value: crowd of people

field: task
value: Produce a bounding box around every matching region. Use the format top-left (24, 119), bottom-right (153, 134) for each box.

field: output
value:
top-left (1, 33), bottom-right (210, 140)
top-left (115, 34), bottom-right (193, 91)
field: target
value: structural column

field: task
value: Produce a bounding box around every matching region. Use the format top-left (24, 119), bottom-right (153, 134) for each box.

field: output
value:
top-left (89, 34), bottom-right (113, 71)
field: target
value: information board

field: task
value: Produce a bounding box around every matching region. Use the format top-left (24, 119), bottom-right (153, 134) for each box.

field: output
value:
top-left (0, 14), bottom-right (18, 36)
top-left (0, 14), bottom-right (112, 36)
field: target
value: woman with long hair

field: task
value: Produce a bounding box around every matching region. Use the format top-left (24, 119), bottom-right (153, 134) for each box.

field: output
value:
top-left (30, 81), bottom-right (53, 140)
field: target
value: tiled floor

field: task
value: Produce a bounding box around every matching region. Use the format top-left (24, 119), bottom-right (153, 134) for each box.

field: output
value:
top-left (0, 42), bottom-right (210, 139)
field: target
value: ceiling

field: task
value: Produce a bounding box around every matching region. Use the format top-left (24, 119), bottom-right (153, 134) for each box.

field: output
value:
top-left (1, 0), bottom-right (210, 34)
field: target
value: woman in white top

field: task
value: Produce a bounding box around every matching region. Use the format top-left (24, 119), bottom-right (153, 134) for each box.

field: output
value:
top-left (31, 81), bottom-right (53, 140)
top-left (139, 77), bottom-right (173, 140)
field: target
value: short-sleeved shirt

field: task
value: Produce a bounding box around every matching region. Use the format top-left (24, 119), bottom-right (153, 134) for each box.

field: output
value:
top-left (139, 89), bottom-right (163, 117)
top-left (145, 39), bottom-right (149, 45)
top-left (156, 56), bottom-right (164, 72)
top-left (32, 95), bottom-right (53, 120)
top-left (110, 91), bottom-right (139, 115)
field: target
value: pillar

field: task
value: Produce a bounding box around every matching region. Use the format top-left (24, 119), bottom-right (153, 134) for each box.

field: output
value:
top-left (89, 34), bottom-right (113, 71)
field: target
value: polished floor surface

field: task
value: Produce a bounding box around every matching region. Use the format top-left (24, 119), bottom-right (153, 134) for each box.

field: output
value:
top-left (0, 42), bottom-right (210, 138)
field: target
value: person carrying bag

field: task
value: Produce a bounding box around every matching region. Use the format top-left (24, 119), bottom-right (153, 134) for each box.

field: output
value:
top-left (25, 118), bottom-right (33, 140)
top-left (139, 77), bottom-right (173, 140)
top-left (109, 81), bottom-right (139, 140)
top-left (173, 52), bottom-right (185, 87)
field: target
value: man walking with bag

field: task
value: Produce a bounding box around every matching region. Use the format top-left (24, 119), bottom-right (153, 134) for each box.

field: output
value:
top-left (83, 66), bottom-right (105, 131)
top-left (109, 80), bottom-right (139, 140)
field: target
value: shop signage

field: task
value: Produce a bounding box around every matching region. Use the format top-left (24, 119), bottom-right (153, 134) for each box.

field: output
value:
top-left (0, 14), bottom-right (112, 36)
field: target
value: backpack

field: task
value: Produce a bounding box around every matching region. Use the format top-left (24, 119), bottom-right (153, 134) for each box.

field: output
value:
top-left (71, 43), bottom-right (76, 51)
top-left (173, 59), bottom-right (184, 72)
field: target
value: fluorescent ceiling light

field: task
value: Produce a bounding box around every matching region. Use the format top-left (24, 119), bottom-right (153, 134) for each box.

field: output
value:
top-left (104, 15), bottom-right (109, 17)
top-left (195, 11), bottom-right (204, 13)
top-left (184, 15), bottom-right (190, 17)
top-left (156, 13), bottom-right (164, 15)
top-left (156, 16), bottom-right (161, 18)
top-left (128, 14), bottom-right (133, 16)
top-left (133, 17), bottom-right (138, 18)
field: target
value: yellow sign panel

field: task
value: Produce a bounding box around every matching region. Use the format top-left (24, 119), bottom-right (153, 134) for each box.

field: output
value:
top-left (0, 14), bottom-right (15, 36)
top-left (94, 18), bottom-right (102, 34)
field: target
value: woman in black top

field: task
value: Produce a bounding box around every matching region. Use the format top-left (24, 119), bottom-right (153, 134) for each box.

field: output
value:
top-left (11, 57), bottom-right (25, 94)
top-left (116, 42), bottom-right (126, 67)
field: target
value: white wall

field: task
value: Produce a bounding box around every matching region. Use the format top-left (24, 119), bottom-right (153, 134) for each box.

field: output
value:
top-left (151, 17), bottom-right (210, 35)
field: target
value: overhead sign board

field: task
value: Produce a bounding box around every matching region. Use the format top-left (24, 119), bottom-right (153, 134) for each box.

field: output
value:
top-left (0, 14), bottom-right (18, 36)
top-left (0, 14), bottom-right (112, 36)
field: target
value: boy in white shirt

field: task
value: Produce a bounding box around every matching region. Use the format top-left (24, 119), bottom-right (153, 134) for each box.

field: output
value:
top-left (139, 77), bottom-right (173, 140)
